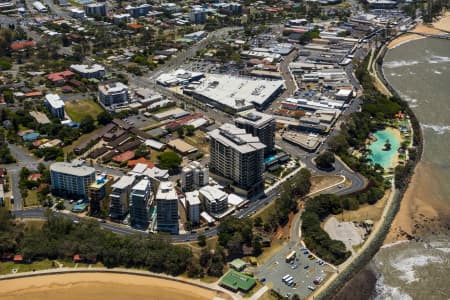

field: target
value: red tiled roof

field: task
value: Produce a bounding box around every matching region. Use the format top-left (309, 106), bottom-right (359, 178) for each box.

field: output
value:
top-left (73, 254), bottom-right (81, 261)
top-left (24, 91), bottom-right (43, 98)
top-left (10, 40), bottom-right (36, 51)
top-left (62, 85), bottom-right (74, 92)
top-left (127, 157), bottom-right (154, 168)
top-left (13, 255), bottom-right (23, 262)
top-left (128, 23), bottom-right (143, 30)
top-left (47, 70), bottom-right (74, 82)
top-left (28, 173), bottom-right (42, 181)
top-left (112, 151), bottom-right (135, 163)
top-left (166, 113), bottom-right (203, 130)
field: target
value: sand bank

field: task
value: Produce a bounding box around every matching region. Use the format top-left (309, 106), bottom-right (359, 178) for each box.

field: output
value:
top-left (433, 12), bottom-right (450, 32)
top-left (385, 162), bottom-right (450, 244)
top-left (387, 33), bottom-right (425, 49)
top-left (387, 22), bottom-right (446, 49)
top-left (0, 272), bottom-right (223, 300)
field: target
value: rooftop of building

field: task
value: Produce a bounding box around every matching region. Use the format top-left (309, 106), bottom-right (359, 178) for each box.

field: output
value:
top-left (70, 64), bottom-right (105, 73)
top-left (111, 175), bottom-right (135, 189)
top-left (156, 181), bottom-right (177, 201)
top-left (45, 93), bottom-right (64, 109)
top-left (208, 123), bottom-right (266, 154)
top-left (235, 110), bottom-right (275, 128)
top-left (185, 190), bottom-right (201, 205)
top-left (190, 74), bottom-right (284, 110)
top-left (50, 161), bottom-right (95, 177)
top-left (199, 185), bottom-right (227, 202)
top-left (132, 178), bottom-right (150, 192)
top-left (98, 82), bottom-right (128, 94)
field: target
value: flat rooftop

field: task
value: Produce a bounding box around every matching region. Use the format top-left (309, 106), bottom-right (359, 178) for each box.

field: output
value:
top-left (282, 131), bottom-right (322, 151)
top-left (208, 123), bottom-right (266, 154)
top-left (50, 161), bottom-right (95, 177)
top-left (156, 181), bottom-right (177, 201)
top-left (235, 110), bottom-right (274, 128)
top-left (112, 175), bottom-right (135, 189)
top-left (189, 74), bottom-right (284, 110)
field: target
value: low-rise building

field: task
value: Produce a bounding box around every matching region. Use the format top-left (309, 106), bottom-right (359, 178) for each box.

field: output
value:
top-left (98, 82), bottom-right (129, 109)
top-left (45, 94), bottom-right (65, 119)
top-left (199, 185), bottom-right (228, 215)
top-left (184, 74), bottom-right (284, 112)
top-left (125, 3), bottom-right (151, 17)
top-left (189, 8), bottom-right (206, 24)
top-left (84, 2), bottom-right (106, 16)
top-left (70, 64), bottom-right (105, 79)
top-left (180, 161), bottom-right (209, 192)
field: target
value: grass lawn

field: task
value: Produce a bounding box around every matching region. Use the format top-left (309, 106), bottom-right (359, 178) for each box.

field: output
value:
top-left (0, 259), bottom-right (56, 275)
top-left (252, 200), bottom-right (275, 224)
top-left (23, 220), bottom-right (45, 231)
top-left (24, 190), bottom-right (40, 207)
top-left (65, 99), bottom-right (104, 123)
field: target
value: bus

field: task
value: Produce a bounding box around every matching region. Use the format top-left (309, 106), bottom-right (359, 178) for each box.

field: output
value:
top-left (282, 275), bottom-right (290, 282)
top-left (285, 250), bottom-right (296, 263)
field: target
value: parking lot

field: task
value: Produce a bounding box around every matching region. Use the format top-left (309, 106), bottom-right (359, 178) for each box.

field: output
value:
top-left (255, 244), bottom-right (334, 299)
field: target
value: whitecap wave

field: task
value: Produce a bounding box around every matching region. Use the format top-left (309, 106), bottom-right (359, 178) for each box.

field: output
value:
top-left (433, 70), bottom-right (442, 74)
top-left (384, 60), bottom-right (420, 69)
top-left (374, 274), bottom-right (413, 300)
top-left (427, 55), bottom-right (450, 64)
top-left (435, 248), bottom-right (450, 254)
top-left (390, 254), bottom-right (443, 283)
top-left (400, 94), bottom-right (418, 104)
top-left (422, 124), bottom-right (450, 134)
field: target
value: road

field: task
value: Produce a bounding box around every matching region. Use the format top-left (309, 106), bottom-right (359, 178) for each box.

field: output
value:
top-left (0, 144), bottom-right (45, 210)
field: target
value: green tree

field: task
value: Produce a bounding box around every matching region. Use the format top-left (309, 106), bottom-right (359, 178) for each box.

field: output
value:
top-left (97, 111), bottom-right (113, 125)
top-left (176, 126), bottom-right (184, 138)
top-left (197, 234), bottom-right (206, 247)
top-left (252, 236), bottom-right (262, 256)
top-left (2, 90), bottom-right (13, 104)
top-left (80, 115), bottom-right (95, 133)
top-left (135, 144), bottom-right (150, 158)
top-left (185, 125), bottom-right (195, 136)
top-left (157, 151), bottom-right (182, 174)
top-left (315, 151), bottom-right (335, 170)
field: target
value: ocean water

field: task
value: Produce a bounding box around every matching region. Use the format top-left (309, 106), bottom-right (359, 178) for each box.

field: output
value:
top-left (368, 129), bottom-right (401, 169)
top-left (370, 38), bottom-right (450, 300)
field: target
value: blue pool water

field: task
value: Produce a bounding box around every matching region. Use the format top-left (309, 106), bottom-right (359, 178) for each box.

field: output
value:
top-left (367, 129), bottom-right (401, 169)
top-left (264, 155), bottom-right (277, 164)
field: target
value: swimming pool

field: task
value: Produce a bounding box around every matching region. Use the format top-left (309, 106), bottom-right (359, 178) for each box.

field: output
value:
top-left (264, 155), bottom-right (277, 164)
top-left (367, 129), bottom-right (401, 169)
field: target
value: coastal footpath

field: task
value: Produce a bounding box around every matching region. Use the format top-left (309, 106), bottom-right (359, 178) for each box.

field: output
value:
top-left (310, 27), bottom-right (426, 300)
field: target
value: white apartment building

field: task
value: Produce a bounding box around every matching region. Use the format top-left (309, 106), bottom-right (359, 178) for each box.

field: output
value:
top-left (109, 175), bottom-right (136, 220)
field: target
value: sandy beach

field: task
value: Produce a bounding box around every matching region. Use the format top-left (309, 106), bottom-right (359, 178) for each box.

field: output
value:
top-left (385, 161), bottom-right (450, 244)
top-left (0, 273), bottom-right (223, 300)
top-left (388, 13), bottom-right (450, 49)
top-left (433, 11), bottom-right (450, 32)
